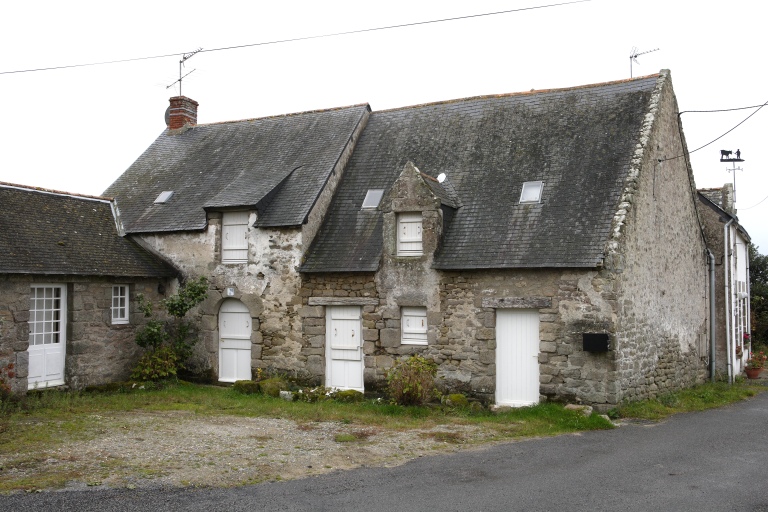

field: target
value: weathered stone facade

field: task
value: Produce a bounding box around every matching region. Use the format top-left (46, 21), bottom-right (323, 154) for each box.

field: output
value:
top-left (296, 74), bottom-right (710, 408)
top-left (0, 275), bottom-right (169, 393)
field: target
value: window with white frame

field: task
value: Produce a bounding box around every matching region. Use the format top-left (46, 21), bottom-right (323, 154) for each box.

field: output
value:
top-left (112, 285), bottom-right (129, 324)
top-left (520, 181), bottom-right (543, 203)
top-left (397, 212), bottom-right (423, 256)
top-left (222, 211), bottom-right (250, 263)
top-left (402, 307), bottom-right (428, 345)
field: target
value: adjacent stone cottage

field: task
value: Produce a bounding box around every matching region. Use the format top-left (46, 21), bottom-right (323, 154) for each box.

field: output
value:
top-left (697, 184), bottom-right (751, 381)
top-left (300, 71), bottom-right (710, 408)
top-left (0, 183), bottom-right (176, 394)
top-left (103, 99), bottom-right (371, 383)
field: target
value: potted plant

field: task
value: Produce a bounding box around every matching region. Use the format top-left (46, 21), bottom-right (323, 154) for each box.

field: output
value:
top-left (745, 350), bottom-right (767, 379)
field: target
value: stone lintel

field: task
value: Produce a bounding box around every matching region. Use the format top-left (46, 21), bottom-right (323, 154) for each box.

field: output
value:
top-left (482, 297), bottom-right (552, 309)
top-left (308, 297), bottom-right (380, 306)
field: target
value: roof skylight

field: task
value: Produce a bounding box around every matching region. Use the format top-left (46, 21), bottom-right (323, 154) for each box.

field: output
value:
top-left (154, 191), bottom-right (174, 204)
top-left (519, 181), bottom-right (543, 203)
top-left (362, 189), bottom-right (384, 209)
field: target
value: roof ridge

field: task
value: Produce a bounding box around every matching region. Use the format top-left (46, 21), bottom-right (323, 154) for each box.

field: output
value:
top-left (193, 103), bottom-right (371, 128)
top-left (0, 181), bottom-right (113, 203)
top-left (375, 73), bottom-right (661, 114)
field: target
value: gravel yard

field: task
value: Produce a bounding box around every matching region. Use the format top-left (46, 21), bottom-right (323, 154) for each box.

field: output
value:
top-left (2, 410), bottom-right (505, 491)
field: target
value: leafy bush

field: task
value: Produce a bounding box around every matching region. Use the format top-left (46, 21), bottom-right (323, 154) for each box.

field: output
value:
top-left (233, 380), bottom-right (260, 395)
top-left (386, 355), bottom-right (438, 406)
top-left (132, 276), bottom-right (208, 381)
top-left (130, 346), bottom-right (179, 381)
top-left (259, 377), bottom-right (289, 397)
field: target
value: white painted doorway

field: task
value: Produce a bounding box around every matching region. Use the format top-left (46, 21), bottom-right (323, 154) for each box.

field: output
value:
top-left (28, 285), bottom-right (67, 389)
top-left (218, 299), bottom-right (252, 383)
top-left (495, 309), bottom-right (540, 406)
top-left (325, 306), bottom-right (363, 392)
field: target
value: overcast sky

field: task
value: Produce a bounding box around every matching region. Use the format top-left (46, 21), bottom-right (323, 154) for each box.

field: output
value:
top-left (2, 0), bottom-right (766, 251)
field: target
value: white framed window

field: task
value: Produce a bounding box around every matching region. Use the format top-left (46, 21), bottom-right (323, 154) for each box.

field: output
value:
top-left (112, 285), bottom-right (129, 325)
top-left (29, 285), bottom-right (67, 346)
top-left (520, 181), bottom-right (543, 203)
top-left (402, 307), bottom-right (428, 345)
top-left (222, 211), bottom-right (250, 263)
top-left (362, 189), bottom-right (384, 209)
top-left (397, 212), bottom-right (423, 256)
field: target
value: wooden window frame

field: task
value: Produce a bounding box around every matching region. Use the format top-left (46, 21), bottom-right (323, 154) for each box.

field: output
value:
top-left (111, 285), bottom-right (129, 325)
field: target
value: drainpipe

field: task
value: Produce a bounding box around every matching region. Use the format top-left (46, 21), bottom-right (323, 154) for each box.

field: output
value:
top-left (707, 249), bottom-right (716, 382)
top-left (723, 218), bottom-right (735, 384)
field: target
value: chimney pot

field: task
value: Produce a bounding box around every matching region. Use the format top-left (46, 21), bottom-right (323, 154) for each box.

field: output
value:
top-left (167, 96), bottom-right (199, 130)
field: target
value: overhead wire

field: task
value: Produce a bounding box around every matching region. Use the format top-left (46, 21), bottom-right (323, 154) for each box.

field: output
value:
top-left (0, 0), bottom-right (588, 76)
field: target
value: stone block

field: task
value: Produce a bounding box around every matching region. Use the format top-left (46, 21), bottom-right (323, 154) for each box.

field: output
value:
top-left (303, 325), bottom-right (325, 336)
top-left (309, 335), bottom-right (325, 348)
top-left (14, 351), bottom-right (28, 378)
top-left (540, 341), bottom-right (557, 353)
top-left (475, 328), bottom-right (495, 340)
top-left (363, 328), bottom-right (379, 342)
top-left (379, 329), bottom-right (400, 348)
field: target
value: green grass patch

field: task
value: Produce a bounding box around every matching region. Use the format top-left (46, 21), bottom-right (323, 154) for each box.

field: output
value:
top-left (615, 381), bottom-right (762, 420)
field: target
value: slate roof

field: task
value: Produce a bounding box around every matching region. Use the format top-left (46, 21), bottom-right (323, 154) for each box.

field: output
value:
top-left (301, 74), bottom-right (661, 272)
top-left (0, 184), bottom-right (177, 277)
top-left (105, 105), bottom-right (370, 233)
top-left (697, 191), bottom-right (751, 241)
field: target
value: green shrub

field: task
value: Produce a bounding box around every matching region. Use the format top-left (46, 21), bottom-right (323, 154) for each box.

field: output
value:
top-left (334, 389), bottom-right (365, 403)
top-left (233, 380), bottom-right (260, 395)
top-left (444, 393), bottom-right (469, 407)
top-left (130, 346), bottom-right (179, 381)
top-left (259, 377), bottom-right (289, 397)
top-left (386, 355), bottom-right (438, 406)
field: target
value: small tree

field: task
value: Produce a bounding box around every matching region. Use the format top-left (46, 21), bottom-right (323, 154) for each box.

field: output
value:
top-left (132, 276), bottom-right (208, 381)
top-left (749, 244), bottom-right (768, 347)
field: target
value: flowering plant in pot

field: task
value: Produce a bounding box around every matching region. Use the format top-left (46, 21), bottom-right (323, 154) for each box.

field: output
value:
top-left (746, 351), bottom-right (766, 370)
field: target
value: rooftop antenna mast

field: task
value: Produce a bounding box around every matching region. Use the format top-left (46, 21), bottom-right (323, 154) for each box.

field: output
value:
top-left (167, 48), bottom-right (202, 96)
top-left (629, 46), bottom-right (659, 78)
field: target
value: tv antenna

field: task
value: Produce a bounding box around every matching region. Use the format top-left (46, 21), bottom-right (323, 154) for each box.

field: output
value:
top-left (166, 48), bottom-right (202, 96)
top-left (629, 46), bottom-right (659, 78)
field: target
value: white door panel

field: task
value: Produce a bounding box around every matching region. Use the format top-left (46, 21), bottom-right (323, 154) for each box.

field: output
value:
top-left (218, 300), bottom-right (252, 383)
top-left (496, 309), bottom-right (540, 406)
top-left (326, 306), bottom-right (364, 391)
top-left (28, 285), bottom-right (67, 389)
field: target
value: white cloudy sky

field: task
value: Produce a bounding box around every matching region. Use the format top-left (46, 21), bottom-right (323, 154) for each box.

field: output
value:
top-left (2, 0), bottom-right (766, 251)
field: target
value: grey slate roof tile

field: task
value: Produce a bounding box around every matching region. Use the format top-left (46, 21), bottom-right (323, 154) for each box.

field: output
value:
top-left (105, 105), bottom-right (370, 233)
top-left (302, 75), bottom-right (660, 272)
top-left (0, 184), bottom-right (177, 277)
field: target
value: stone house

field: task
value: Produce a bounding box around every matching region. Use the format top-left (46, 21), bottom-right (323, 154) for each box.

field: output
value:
top-left (299, 70), bottom-right (710, 408)
top-left (103, 98), bottom-right (371, 383)
top-left (698, 184), bottom-right (751, 381)
top-left (0, 183), bottom-right (176, 394)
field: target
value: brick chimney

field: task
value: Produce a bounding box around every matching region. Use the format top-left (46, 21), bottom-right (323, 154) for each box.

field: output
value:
top-left (167, 96), bottom-right (199, 130)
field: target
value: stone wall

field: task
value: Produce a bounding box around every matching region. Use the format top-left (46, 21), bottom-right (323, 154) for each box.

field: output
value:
top-left (0, 274), bottom-right (169, 394)
top-left (604, 70), bottom-right (709, 402)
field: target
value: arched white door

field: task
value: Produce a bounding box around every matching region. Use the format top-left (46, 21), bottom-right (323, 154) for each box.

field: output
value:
top-left (218, 300), bottom-right (252, 383)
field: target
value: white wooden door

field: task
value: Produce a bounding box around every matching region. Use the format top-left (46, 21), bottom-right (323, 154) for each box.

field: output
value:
top-left (28, 285), bottom-right (67, 389)
top-left (325, 306), bottom-right (363, 391)
top-left (218, 299), bottom-right (252, 383)
top-left (495, 309), bottom-right (540, 406)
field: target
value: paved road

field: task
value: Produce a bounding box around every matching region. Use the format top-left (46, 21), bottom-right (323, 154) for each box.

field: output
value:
top-left (3, 392), bottom-right (768, 511)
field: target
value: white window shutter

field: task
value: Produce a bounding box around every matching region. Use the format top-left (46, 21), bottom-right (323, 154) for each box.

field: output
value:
top-left (402, 306), bottom-right (428, 345)
top-left (222, 211), bottom-right (249, 263)
top-left (397, 212), bottom-right (423, 256)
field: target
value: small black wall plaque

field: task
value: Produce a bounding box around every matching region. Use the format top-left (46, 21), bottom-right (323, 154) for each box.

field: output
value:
top-left (583, 333), bottom-right (610, 352)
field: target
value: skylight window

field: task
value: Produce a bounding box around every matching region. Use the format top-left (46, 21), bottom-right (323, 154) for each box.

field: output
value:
top-left (154, 191), bottom-right (174, 204)
top-left (519, 181), bottom-right (543, 203)
top-left (362, 189), bottom-right (384, 209)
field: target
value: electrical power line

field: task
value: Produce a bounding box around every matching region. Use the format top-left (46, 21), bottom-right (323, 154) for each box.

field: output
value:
top-left (741, 194), bottom-right (768, 210)
top-left (0, 1), bottom-right (588, 76)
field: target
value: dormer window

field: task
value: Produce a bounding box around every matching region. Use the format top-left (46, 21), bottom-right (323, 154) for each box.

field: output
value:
top-left (397, 212), bottom-right (423, 256)
top-left (520, 181), bottom-right (543, 203)
top-left (222, 211), bottom-right (249, 263)
top-left (362, 189), bottom-right (384, 209)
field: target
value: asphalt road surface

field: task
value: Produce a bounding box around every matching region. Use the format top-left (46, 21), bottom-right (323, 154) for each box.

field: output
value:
top-left (3, 392), bottom-right (767, 511)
